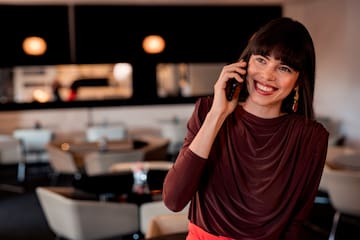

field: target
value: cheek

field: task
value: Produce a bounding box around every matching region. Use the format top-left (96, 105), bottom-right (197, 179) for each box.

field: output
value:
top-left (278, 78), bottom-right (298, 97)
top-left (280, 79), bottom-right (295, 88)
top-left (280, 75), bottom-right (299, 89)
top-left (246, 64), bottom-right (257, 79)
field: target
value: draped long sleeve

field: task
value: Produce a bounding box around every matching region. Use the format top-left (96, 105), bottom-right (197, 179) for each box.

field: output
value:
top-left (163, 96), bottom-right (329, 240)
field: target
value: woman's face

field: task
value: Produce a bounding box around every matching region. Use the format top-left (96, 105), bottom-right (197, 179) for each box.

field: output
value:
top-left (244, 54), bottom-right (299, 115)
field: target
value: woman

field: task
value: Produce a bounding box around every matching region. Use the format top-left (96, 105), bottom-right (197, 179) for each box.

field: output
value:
top-left (162, 17), bottom-right (329, 240)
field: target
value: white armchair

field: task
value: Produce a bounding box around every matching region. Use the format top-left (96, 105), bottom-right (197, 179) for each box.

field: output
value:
top-left (36, 186), bottom-right (139, 240)
top-left (12, 128), bottom-right (53, 182)
top-left (0, 135), bottom-right (24, 192)
top-left (0, 135), bottom-right (23, 165)
top-left (46, 144), bottom-right (81, 185)
top-left (146, 213), bottom-right (189, 239)
top-left (139, 200), bottom-right (190, 237)
top-left (323, 165), bottom-right (360, 240)
top-left (13, 128), bottom-right (53, 163)
top-left (319, 146), bottom-right (356, 192)
top-left (158, 118), bottom-right (187, 161)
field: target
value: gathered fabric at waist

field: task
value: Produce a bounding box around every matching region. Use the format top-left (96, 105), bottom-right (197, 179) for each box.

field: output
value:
top-left (186, 222), bottom-right (233, 240)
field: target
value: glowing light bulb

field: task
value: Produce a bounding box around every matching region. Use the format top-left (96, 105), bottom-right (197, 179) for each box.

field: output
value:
top-left (113, 63), bottom-right (132, 82)
top-left (23, 36), bottom-right (47, 56)
top-left (142, 35), bottom-right (165, 54)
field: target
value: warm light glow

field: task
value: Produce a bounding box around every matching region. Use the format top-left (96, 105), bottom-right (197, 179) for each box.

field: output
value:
top-left (142, 35), bottom-right (165, 54)
top-left (22, 36), bottom-right (47, 56)
top-left (32, 89), bottom-right (50, 103)
top-left (113, 63), bottom-right (132, 82)
top-left (61, 143), bottom-right (70, 151)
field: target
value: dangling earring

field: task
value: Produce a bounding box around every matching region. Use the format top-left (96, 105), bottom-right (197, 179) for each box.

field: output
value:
top-left (292, 86), bottom-right (299, 113)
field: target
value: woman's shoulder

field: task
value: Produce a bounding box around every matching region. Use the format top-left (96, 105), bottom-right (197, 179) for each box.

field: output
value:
top-left (290, 114), bottom-right (329, 139)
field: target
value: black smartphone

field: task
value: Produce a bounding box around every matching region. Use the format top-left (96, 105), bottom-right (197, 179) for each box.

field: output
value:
top-left (225, 78), bottom-right (241, 101)
top-left (225, 57), bottom-right (249, 101)
top-left (226, 72), bottom-right (248, 101)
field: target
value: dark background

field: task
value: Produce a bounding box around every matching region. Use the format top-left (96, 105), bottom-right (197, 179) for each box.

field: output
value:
top-left (0, 4), bottom-right (282, 110)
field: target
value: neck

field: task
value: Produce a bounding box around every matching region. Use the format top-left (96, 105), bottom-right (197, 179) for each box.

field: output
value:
top-left (241, 101), bottom-right (285, 119)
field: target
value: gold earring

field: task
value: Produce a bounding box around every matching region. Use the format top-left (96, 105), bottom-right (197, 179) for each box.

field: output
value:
top-left (292, 86), bottom-right (299, 113)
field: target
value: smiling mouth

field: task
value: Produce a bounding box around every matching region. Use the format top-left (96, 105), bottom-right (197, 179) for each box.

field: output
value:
top-left (254, 80), bottom-right (277, 94)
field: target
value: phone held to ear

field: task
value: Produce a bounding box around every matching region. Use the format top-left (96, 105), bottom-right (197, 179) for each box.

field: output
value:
top-left (225, 59), bottom-right (248, 101)
top-left (225, 78), bottom-right (243, 101)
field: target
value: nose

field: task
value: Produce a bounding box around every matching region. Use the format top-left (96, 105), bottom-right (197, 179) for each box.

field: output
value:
top-left (261, 66), bottom-right (276, 82)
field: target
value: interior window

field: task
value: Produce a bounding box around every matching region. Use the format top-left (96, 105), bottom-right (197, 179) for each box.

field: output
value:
top-left (0, 63), bottom-right (133, 103)
top-left (156, 62), bottom-right (226, 98)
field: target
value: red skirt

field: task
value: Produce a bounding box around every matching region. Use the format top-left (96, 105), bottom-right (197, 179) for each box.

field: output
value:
top-left (186, 222), bottom-right (233, 240)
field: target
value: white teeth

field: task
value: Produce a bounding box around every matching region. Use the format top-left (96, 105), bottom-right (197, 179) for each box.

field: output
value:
top-left (256, 82), bottom-right (273, 92)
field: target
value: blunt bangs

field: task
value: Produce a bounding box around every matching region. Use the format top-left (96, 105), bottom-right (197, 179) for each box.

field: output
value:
top-left (248, 19), bottom-right (312, 71)
top-left (251, 43), bottom-right (304, 71)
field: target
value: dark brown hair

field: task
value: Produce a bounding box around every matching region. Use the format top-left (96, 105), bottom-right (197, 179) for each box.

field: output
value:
top-left (238, 17), bottom-right (316, 119)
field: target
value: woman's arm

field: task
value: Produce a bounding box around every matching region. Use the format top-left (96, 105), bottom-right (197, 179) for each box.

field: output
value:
top-left (162, 61), bottom-right (247, 211)
top-left (162, 97), bottom-right (227, 211)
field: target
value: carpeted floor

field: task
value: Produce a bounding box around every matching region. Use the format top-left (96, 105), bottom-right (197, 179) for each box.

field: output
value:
top-left (0, 164), bottom-right (55, 240)
top-left (0, 163), bottom-right (359, 240)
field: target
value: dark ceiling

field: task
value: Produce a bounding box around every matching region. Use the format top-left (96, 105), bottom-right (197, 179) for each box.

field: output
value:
top-left (0, 4), bottom-right (282, 67)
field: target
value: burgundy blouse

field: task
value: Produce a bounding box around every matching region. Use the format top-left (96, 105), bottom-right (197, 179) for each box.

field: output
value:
top-left (163, 96), bottom-right (329, 240)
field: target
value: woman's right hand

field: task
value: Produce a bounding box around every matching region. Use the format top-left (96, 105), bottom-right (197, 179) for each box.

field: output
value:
top-left (187, 60), bottom-right (247, 159)
top-left (210, 60), bottom-right (247, 117)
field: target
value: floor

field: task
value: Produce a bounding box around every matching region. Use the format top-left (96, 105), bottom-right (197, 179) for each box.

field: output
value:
top-left (0, 163), bottom-right (359, 240)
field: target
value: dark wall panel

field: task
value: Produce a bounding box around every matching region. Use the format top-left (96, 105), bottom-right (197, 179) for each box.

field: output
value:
top-left (74, 5), bottom-right (282, 102)
top-left (75, 5), bottom-right (282, 64)
top-left (0, 4), bottom-right (281, 110)
top-left (0, 5), bottom-right (70, 67)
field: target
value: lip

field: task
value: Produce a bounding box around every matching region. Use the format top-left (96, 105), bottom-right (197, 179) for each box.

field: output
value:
top-left (254, 80), bottom-right (278, 95)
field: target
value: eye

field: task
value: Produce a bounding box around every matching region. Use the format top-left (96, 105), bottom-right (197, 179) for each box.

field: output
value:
top-left (255, 56), bottom-right (266, 64)
top-left (279, 65), bottom-right (293, 73)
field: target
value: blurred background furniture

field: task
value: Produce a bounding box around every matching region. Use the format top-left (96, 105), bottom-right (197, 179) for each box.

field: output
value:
top-left (0, 134), bottom-right (23, 165)
top-left (13, 128), bottom-right (53, 163)
top-left (86, 124), bottom-right (127, 142)
top-left (72, 172), bottom-right (136, 202)
top-left (145, 213), bottom-right (189, 239)
top-left (142, 232), bottom-right (187, 240)
top-left (322, 160), bottom-right (360, 240)
top-left (0, 134), bottom-right (24, 192)
top-left (326, 152), bottom-right (360, 171)
top-left (12, 128), bottom-right (53, 182)
top-left (318, 146), bottom-right (357, 193)
top-left (46, 143), bottom-right (82, 185)
top-left (139, 200), bottom-right (190, 238)
top-left (36, 186), bottom-right (139, 240)
top-left (110, 160), bottom-right (173, 200)
top-left (158, 118), bottom-right (187, 161)
top-left (49, 135), bottom-right (169, 170)
top-left (316, 116), bottom-right (344, 146)
top-left (73, 160), bottom-right (172, 204)
top-left (110, 160), bottom-right (173, 173)
top-left (83, 150), bottom-right (144, 176)
top-left (135, 135), bottom-right (170, 161)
